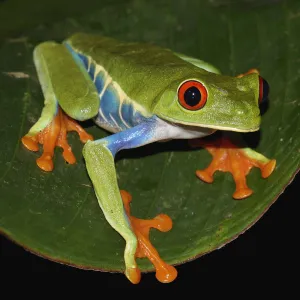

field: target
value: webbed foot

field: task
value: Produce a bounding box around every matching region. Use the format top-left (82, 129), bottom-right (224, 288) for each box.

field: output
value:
top-left (22, 107), bottom-right (93, 171)
top-left (190, 135), bottom-right (276, 200)
top-left (120, 190), bottom-right (177, 283)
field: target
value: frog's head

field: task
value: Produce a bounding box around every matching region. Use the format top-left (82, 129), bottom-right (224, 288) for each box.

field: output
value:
top-left (153, 70), bottom-right (269, 132)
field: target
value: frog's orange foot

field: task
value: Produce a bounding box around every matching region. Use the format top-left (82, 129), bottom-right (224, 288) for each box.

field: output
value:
top-left (21, 107), bottom-right (93, 172)
top-left (236, 68), bottom-right (259, 78)
top-left (120, 190), bottom-right (177, 283)
top-left (190, 136), bottom-right (276, 200)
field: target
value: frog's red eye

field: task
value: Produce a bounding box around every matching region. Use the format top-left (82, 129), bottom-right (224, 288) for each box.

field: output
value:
top-left (178, 80), bottom-right (208, 110)
top-left (259, 76), bottom-right (269, 105)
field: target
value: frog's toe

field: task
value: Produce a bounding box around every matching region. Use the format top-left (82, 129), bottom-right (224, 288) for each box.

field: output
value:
top-left (36, 153), bottom-right (54, 172)
top-left (65, 116), bottom-right (94, 143)
top-left (153, 214), bottom-right (173, 232)
top-left (21, 136), bottom-right (39, 152)
top-left (120, 190), bottom-right (177, 283)
top-left (126, 266), bottom-right (141, 284)
top-left (156, 263), bottom-right (177, 283)
top-left (62, 148), bottom-right (76, 165)
top-left (195, 169), bottom-right (214, 183)
top-left (233, 187), bottom-right (253, 200)
top-left (261, 159), bottom-right (276, 178)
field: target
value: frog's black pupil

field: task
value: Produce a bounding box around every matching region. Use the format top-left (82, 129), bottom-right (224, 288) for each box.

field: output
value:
top-left (184, 86), bottom-right (201, 107)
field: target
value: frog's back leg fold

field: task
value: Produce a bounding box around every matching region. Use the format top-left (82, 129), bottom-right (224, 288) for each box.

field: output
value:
top-left (34, 41), bottom-right (99, 121)
top-left (22, 42), bottom-right (96, 171)
top-left (25, 42), bottom-right (100, 136)
top-left (174, 52), bottom-right (221, 74)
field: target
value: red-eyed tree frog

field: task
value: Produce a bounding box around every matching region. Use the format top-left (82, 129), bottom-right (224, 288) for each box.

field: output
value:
top-left (21, 33), bottom-right (276, 284)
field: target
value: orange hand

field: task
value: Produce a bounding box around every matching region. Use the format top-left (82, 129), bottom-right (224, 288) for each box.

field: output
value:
top-left (190, 136), bottom-right (276, 200)
top-left (236, 68), bottom-right (259, 78)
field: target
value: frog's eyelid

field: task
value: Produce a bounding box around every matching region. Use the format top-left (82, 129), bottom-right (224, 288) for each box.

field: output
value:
top-left (211, 84), bottom-right (228, 95)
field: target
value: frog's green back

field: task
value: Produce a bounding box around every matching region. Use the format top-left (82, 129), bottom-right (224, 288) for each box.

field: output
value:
top-left (66, 33), bottom-right (208, 112)
top-left (66, 33), bottom-right (261, 132)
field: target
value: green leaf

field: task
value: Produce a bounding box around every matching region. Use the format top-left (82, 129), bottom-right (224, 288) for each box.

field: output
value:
top-left (0, 0), bottom-right (299, 275)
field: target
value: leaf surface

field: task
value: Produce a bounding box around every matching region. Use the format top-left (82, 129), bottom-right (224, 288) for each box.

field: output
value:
top-left (0, 0), bottom-right (299, 272)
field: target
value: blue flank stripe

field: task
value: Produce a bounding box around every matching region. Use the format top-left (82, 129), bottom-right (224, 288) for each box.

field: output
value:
top-left (64, 42), bottom-right (149, 130)
top-left (77, 53), bottom-right (89, 69)
top-left (120, 102), bottom-right (134, 127)
top-left (121, 100), bottom-right (144, 127)
top-left (94, 70), bottom-right (106, 94)
top-left (97, 82), bottom-right (147, 130)
top-left (99, 84), bottom-right (127, 131)
top-left (88, 61), bottom-right (96, 79)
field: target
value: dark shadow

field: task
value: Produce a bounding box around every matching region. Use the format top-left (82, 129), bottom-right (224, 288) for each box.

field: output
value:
top-left (241, 131), bottom-right (261, 149)
top-left (79, 119), bottom-right (95, 129)
top-left (259, 97), bottom-right (270, 116)
top-left (116, 139), bottom-right (191, 162)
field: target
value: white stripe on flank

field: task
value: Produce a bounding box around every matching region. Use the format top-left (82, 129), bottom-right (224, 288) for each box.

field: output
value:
top-left (87, 57), bottom-right (92, 72)
top-left (119, 104), bottom-right (130, 128)
top-left (94, 65), bottom-right (105, 82)
top-left (99, 78), bottom-right (112, 99)
top-left (117, 93), bottom-right (131, 129)
top-left (99, 106), bottom-right (108, 123)
top-left (109, 113), bottom-right (121, 130)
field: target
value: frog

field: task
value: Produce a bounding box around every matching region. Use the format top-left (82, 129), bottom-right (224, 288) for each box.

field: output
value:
top-left (21, 33), bottom-right (276, 284)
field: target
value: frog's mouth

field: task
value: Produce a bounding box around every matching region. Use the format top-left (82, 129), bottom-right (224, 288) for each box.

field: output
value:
top-left (160, 114), bottom-right (261, 133)
top-left (172, 121), bottom-right (217, 135)
top-left (192, 123), bottom-right (260, 133)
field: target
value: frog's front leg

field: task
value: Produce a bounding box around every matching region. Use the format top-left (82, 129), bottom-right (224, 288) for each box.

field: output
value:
top-left (83, 117), bottom-right (177, 284)
top-left (190, 67), bottom-right (276, 199)
top-left (190, 133), bottom-right (276, 199)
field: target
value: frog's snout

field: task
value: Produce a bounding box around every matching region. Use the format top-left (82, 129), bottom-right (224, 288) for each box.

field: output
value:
top-left (258, 76), bottom-right (269, 105)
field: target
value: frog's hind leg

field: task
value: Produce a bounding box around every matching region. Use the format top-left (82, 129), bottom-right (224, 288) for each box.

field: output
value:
top-left (83, 117), bottom-right (177, 283)
top-left (120, 190), bottom-right (177, 283)
top-left (22, 41), bottom-right (98, 171)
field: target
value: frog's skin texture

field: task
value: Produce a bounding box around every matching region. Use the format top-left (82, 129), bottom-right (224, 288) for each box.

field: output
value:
top-left (21, 33), bottom-right (276, 284)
